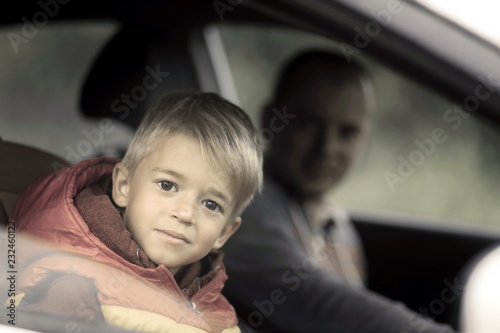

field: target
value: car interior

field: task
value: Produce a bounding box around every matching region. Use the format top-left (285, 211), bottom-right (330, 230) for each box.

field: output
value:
top-left (0, 140), bottom-right (69, 225)
top-left (2, 0), bottom-right (500, 332)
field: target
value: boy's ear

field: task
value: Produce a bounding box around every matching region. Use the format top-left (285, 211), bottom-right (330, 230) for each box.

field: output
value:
top-left (112, 162), bottom-right (130, 208)
top-left (212, 216), bottom-right (242, 250)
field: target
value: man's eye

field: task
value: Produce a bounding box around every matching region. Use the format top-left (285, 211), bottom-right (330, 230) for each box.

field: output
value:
top-left (158, 181), bottom-right (177, 192)
top-left (339, 125), bottom-right (360, 140)
top-left (203, 200), bottom-right (222, 213)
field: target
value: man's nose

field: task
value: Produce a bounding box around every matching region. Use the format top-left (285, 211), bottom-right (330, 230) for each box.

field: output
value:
top-left (318, 127), bottom-right (344, 157)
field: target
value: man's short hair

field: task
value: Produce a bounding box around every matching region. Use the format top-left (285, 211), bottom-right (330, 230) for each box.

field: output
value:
top-left (272, 49), bottom-right (372, 105)
top-left (122, 89), bottom-right (263, 215)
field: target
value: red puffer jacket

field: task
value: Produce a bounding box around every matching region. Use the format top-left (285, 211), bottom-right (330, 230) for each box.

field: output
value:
top-left (11, 157), bottom-right (240, 333)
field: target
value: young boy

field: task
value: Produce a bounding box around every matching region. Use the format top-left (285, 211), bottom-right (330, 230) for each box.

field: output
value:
top-left (11, 90), bottom-right (263, 333)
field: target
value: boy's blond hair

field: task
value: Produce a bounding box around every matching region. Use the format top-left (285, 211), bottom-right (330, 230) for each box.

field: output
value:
top-left (122, 89), bottom-right (263, 215)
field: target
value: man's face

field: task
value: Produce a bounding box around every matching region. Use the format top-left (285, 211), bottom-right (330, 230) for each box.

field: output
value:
top-left (268, 77), bottom-right (372, 200)
top-left (112, 133), bottom-right (240, 275)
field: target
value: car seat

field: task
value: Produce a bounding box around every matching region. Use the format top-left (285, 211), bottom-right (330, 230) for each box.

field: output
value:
top-left (80, 24), bottom-right (201, 130)
top-left (0, 138), bottom-right (70, 225)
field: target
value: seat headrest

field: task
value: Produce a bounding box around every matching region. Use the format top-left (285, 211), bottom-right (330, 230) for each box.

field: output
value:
top-left (80, 24), bottom-right (200, 129)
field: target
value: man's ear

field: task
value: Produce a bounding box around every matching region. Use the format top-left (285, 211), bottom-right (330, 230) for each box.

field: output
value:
top-left (213, 216), bottom-right (242, 250)
top-left (112, 162), bottom-right (130, 208)
top-left (357, 121), bottom-right (373, 157)
top-left (261, 102), bottom-right (274, 130)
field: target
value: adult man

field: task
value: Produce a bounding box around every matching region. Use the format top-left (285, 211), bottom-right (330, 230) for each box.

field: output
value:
top-left (223, 50), bottom-right (454, 333)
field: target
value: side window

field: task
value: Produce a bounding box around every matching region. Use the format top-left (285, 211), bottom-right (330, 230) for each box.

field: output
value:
top-left (218, 23), bottom-right (500, 228)
top-left (0, 22), bottom-right (135, 163)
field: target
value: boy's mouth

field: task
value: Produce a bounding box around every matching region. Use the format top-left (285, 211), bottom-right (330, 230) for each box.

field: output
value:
top-left (155, 229), bottom-right (190, 244)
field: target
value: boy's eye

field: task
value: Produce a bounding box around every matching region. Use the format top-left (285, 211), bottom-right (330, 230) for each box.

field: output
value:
top-left (158, 181), bottom-right (177, 192)
top-left (202, 200), bottom-right (222, 213)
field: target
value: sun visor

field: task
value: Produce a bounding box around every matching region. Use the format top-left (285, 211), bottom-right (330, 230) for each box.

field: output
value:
top-left (80, 24), bottom-right (200, 129)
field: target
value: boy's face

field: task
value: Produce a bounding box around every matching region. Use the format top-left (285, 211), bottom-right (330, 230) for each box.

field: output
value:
top-left (112, 132), bottom-right (241, 275)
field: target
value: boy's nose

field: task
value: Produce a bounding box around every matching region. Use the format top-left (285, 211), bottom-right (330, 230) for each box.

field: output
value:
top-left (170, 198), bottom-right (195, 225)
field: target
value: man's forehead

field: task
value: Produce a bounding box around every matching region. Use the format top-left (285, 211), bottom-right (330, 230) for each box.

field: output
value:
top-left (290, 81), bottom-right (370, 120)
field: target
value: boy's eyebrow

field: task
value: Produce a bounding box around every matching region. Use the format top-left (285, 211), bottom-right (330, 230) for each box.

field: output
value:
top-left (152, 168), bottom-right (186, 180)
top-left (207, 187), bottom-right (230, 204)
